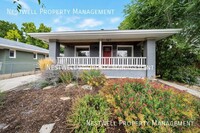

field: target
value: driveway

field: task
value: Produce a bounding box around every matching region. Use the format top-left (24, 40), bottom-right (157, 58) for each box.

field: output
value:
top-left (0, 74), bottom-right (41, 92)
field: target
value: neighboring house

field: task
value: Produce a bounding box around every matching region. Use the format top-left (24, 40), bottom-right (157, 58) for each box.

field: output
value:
top-left (0, 37), bottom-right (48, 74)
top-left (29, 29), bottom-right (181, 78)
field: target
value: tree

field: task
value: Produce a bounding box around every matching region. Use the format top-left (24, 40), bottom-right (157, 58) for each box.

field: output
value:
top-left (21, 22), bottom-right (51, 49)
top-left (119, 0), bottom-right (200, 84)
top-left (21, 22), bottom-right (37, 45)
top-left (4, 29), bottom-right (22, 41)
top-left (0, 20), bottom-right (19, 38)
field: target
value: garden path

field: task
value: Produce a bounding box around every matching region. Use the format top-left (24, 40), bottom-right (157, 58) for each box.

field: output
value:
top-left (0, 74), bottom-right (41, 92)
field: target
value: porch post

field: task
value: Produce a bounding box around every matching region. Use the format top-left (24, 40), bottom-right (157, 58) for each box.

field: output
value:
top-left (49, 41), bottom-right (60, 63)
top-left (99, 40), bottom-right (102, 68)
top-left (143, 39), bottom-right (156, 78)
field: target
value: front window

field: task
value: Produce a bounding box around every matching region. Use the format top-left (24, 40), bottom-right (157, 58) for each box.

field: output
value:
top-left (75, 46), bottom-right (90, 57)
top-left (9, 49), bottom-right (16, 58)
top-left (117, 46), bottom-right (133, 57)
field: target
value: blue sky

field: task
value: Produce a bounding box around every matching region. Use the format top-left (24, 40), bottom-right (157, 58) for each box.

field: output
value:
top-left (0, 0), bottom-right (130, 31)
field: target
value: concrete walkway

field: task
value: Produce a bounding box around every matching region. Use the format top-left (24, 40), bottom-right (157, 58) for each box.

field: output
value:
top-left (158, 79), bottom-right (200, 98)
top-left (0, 74), bottom-right (41, 92)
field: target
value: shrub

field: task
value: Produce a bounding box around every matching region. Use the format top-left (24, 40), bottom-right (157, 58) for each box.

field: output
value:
top-left (80, 70), bottom-right (106, 87)
top-left (59, 70), bottom-right (73, 84)
top-left (38, 58), bottom-right (53, 71)
top-left (100, 79), bottom-right (200, 132)
top-left (67, 95), bottom-right (110, 133)
top-left (42, 70), bottom-right (60, 86)
top-left (30, 79), bottom-right (50, 89)
top-left (162, 66), bottom-right (199, 85)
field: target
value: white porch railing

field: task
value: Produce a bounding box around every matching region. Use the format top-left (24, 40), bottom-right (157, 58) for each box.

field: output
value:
top-left (56, 57), bottom-right (146, 70)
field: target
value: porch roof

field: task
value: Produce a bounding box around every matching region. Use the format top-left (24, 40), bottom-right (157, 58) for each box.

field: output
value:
top-left (28, 29), bottom-right (181, 43)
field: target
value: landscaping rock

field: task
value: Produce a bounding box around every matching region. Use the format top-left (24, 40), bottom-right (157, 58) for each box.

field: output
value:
top-left (60, 97), bottom-right (71, 101)
top-left (23, 88), bottom-right (31, 90)
top-left (81, 85), bottom-right (92, 90)
top-left (0, 123), bottom-right (8, 130)
top-left (43, 86), bottom-right (53, 90)
top-left (39, 123), bottom-right (55, 133)
top-left (65, 83), bottom-right (76, 90)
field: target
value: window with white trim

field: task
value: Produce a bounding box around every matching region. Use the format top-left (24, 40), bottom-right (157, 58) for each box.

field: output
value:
top-left (9, 49), bottom-right (16, 58)
top-left (75, 46), bottom-right (90, 57)
top-left (117, 45), bottom-right (133, 57)
top-left (33, 53), bottom-right (37, 59)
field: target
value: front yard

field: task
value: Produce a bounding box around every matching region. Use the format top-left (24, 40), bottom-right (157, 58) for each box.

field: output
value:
top-left (0, 69), bottom-right (199, 133)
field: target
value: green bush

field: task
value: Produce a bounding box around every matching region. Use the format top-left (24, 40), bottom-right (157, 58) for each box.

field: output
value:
top-left (59, 70), bottom-right (73, 84)
top-left (162, 66), bottom-right (199, 85)
top-left (68, 95), bottom-right (110, 133)
top-left (80, 70), bottom-right (106, 87)
top-left (101, 80), bottom-right (200, 132)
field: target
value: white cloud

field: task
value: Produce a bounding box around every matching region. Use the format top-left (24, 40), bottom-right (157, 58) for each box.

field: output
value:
top-left (53, 16), bottom-right (80, 24)
top-left (110, 17), bottom-right (121, 23)
top-left (53, 18), bottom-right (60, 24)
top-left (55, 26), bottom-right (73, 31)
top-left (65, 16), bottom-right (80, 24)
top-left (78, 19), bottom-right (103, 28)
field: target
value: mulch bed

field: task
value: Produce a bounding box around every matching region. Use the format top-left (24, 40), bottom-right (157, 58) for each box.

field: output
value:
top-left (0, 85), bottom-right (98, 133)
top-left (0, 84), bottom-right (125, 133)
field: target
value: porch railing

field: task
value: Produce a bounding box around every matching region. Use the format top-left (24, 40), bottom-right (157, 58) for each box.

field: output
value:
top-left (56, 57), bottom-right (146, 70)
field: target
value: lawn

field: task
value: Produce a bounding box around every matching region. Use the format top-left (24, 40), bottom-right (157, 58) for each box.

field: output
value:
top-left (0, 70), bottom-right (199, 133)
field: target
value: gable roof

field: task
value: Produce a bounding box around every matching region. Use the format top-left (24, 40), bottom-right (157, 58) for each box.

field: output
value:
top-left (0, 37), bottom-right (49, 54)
top-left (28, 29), bottom-right (182, 43)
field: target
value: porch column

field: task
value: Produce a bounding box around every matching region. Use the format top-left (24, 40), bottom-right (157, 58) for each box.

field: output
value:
top-left (99, 40), bottom-right (102, 68)
top-left (143, 39), bottom-right (156, 78)
top-left (49, 41), bottom-right (60, 63)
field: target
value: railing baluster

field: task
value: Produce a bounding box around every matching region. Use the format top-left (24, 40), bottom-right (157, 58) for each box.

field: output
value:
top-left (56, 57), bottom-right (147, 70)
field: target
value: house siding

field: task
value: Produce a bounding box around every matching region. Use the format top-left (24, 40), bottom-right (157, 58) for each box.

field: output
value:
top-left (134, 45), bottom-right (142, 57)
top-left (101, 69), bottom-right (146, 78)
top-left (64, 43), bottom-right (141, 57)
top-left (0, 49), bottom-right (45, 74)
top-left (0, 49), bottom-right (6, 62)
top-left (64, 45), bottom-right (74, 57)
top-left (90, 44), bottom-right (99, 57)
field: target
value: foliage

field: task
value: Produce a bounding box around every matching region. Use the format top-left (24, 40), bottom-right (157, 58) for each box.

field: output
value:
top-left (4, 29), bottom-right (22, 41)
top-left (21, 22), bottom-right (51, 49)
top-left (157, 37), bottom-right (200, 84)
top-left (0, 20), bottom-right (51, 49)
top-left (119, 0), bottom-right (200, 84)
top-left (80, 70), bottom-right (106, 87)
top-left (162, 66), bottom-right (199, 85)
top-left (13, 0), bottom-right (44, 11)
top-left (38, 58), bottom-right (53, 71)
top-left (100, 79), bottom-right (200, 132)
top-left (68, 95), bottom-right (110, 133)
top-left (59, 70), bottom-right (74, 84)
top-left (0, 20), bottom-right (20, 39)
top-left (30, 79), bottom-right (49, 89)
top-left (42, 70), bottom-right (60, 86)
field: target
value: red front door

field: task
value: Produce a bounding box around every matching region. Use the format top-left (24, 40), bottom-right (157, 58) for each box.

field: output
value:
top-left (103, 46), bottom-right (111, 64)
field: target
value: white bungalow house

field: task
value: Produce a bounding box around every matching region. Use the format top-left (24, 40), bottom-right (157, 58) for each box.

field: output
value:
top-left (29, 29), bottom-right (181, 78)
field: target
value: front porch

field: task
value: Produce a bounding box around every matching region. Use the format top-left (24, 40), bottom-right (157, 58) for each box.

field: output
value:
top-left (54, 40), bottom-right (155, 78)
top-left (29, 29), bottom-right (181, 78)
